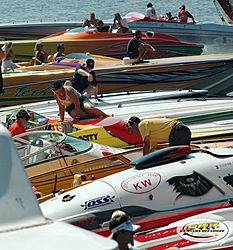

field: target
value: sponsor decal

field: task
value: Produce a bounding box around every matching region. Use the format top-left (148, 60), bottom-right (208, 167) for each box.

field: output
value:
top-left (81, 195), bottom-right (115, 210)
top-left (78, 133), bottom-right (98, 141)
top-left (177, 219), bottom-right (229, 243)
top-left (102, 151), bottom-right (118, 161)
top-left (167, 172), bottom-right (213, 198)
top-left (1, 86), bottom-right (51, 98)
top-left (70, 217), bottom-right (95, 227)
top-left (121, 173), bottom-right (161, 194)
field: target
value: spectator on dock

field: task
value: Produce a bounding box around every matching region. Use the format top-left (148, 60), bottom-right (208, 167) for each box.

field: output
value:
top-left (35, 42), bottom-right (48, 65)
top-left (53, 43), bottom-right (65, 62)
top-left (113, 13), bottom-right (129, 33)
top-left (127, 30), bottom-right (156, 63)
top-left (2, 41), bottom-right (21, 72)
top-left (178, 5), bottom-right (196, 23)
top-left (127, 116), bottom-right (191, 155)
top-left (145, 2), bottom-right (157, 19)
top-left (109, 210), bottom-right (140, 250)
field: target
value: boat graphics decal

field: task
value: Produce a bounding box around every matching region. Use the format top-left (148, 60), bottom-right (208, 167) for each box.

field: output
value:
top-left (177, 218), bottom-right (229, 243)
top-left (121, 173), bottom-right (161, 194)
top-left (70, 217), bottom-right (96, 227)
top-left (167, 172), bottom-right (213, 198)
top-left (81, 195), bottom-right (115, 210)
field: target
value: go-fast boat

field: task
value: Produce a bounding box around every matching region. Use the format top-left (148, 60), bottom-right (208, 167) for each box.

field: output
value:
top-left (2, 52), bottom-right (233, 106)
top-left (4, 29), bottom-right (203, 62)
top-left (40, 145), bottom-right (233, 230)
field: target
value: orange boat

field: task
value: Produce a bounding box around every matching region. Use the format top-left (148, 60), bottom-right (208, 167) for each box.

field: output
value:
top-left (2, 30), bottom-right (203, 62)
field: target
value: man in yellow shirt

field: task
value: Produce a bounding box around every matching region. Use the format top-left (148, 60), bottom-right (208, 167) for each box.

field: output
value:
top-left (127, 116), bottom-right (191, 155)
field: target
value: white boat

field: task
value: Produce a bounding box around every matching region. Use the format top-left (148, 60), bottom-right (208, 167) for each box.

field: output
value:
top-left (132, 207), bottom-right (233, 249)
top-left (126, 12), bottom-right (233, 44)
top-left (40, 145), bottom-right (233, 230)
top-left (0, 124), bottom-right (118, 250)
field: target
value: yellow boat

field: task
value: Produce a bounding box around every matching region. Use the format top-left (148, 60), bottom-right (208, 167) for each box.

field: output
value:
top-left (2, 52), bottom-right (233, 106)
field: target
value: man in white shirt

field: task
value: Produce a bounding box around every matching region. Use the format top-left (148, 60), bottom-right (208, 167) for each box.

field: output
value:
top-left (113, 13), bottom-right (129, 33)
top-left (145, 2), bottom-right (157, 19)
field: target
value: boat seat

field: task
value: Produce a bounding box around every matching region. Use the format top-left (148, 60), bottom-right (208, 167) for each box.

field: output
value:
top-left (123, 57), bottom-right (138, 65)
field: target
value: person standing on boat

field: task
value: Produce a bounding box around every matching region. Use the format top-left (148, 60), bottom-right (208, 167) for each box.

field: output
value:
top-left (145, 2), bottom-right (157, 19)
top-left (109, 210), bottom-right (140, 250)
top-left (9, 110), bottom-right (31, 137)
top-left (127, 30), bottom-right (156, 63)
top-left (178, 5), bottom-right (196, 23)
top-left (113, 13), bottom-right (129, 33)
top-left (35, 42), bottom-right (48, 65)
top-left (53, 43), bottom-right (65, 62)
top-left (52, 80), bottom-right (111, 122)
top-left (70, 58), bottom-right (101, 101)
top-left (127, 116), bottom-right (191, 155)
top-left (2, 41), bottom-right (21, 72)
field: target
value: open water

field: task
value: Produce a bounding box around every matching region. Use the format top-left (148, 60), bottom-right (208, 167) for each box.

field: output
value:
top-left (1, 0), bottom-right (233, 55)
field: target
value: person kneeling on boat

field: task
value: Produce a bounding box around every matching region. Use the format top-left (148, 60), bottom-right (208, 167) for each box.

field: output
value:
top-left (52, 80), bottom-right (111, 122)
top-left (127, 30), bottom-right (156, 63)
top-left (127, 116), bottom-right (191, 155)
top-left (70, 58), bottom-right (101, 101)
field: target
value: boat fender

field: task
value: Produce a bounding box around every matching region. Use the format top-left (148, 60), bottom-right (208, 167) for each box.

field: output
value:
top-left (130, 145), bottom-right (191, 170)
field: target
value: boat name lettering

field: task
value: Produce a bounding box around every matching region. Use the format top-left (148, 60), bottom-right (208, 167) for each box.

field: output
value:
top-left (83, 164), bottom-right (108, 172)
top-left (216, 162), bottom-right (233, 169)
top-left (1, 86), bottom-right (51, 98)
top-left (135, 21), bottom-right (155, 26)
top-left (81, 195), bottom-right (115, 210)
top-left (78, 133), bottom-right (98, 141)
top-left (71, 217), bottom-right (95, 227)
top-left (121, 172), bottom-right (161, 194)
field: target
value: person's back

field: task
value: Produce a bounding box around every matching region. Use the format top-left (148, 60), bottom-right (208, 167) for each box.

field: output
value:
top-left (178, 5), bottom-right (195, 23)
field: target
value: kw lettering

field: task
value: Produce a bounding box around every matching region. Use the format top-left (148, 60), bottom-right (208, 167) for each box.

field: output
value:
top-left (133, 179), bottom-right (152, 190)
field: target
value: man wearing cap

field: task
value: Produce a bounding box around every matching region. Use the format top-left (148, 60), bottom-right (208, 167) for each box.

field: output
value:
top-left (51, 80), bottom-right (111, 122)
top-left (9, 110), bottom-right (31, 136)
top-left (71, 58), bottom-right (101, 101)
top-left (113, 13), bottom-right (129, 33)
top-left (127, 116), bottom-right (191, 155)
top-left (127, 30), bottom-right (156, 63)
top-left (145, 2), bottom-right (157, 19)
top-left (109, 210), bottom-right (140, 250)
top-left (178, 5), bottom-right (196, 23)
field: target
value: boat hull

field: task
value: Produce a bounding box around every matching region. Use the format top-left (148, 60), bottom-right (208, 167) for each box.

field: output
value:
top-left (2, 53), bottom-right (233, 106)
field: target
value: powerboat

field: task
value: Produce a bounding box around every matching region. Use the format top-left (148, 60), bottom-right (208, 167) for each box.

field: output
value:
top-left (13, 130), bottom-right (125, 178)
top-left (40, 145), bottom-right (233, 230)
top-left (0, 123), bottom-right (118, 250)
top-left (2, 52), bottom-right (233, 106)
top-left (126, 12), bottom-right (233, 44)
top-left (3, 29), bottom-right (203, 62)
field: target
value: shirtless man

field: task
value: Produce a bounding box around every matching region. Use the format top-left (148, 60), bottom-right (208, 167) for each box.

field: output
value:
top-left (52, 80), bottom-right (111, 122)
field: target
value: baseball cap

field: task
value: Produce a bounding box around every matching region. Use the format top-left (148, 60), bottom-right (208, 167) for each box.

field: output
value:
top-left (51, 80), bottom-right (64, 91)
top-left (111, 220), bottom-right (140, 234)
top-left (147, 2), bottom-right (152, 7)
top-left (16, 110), bottom-right (31, 120)
top-left (180, 5), bottom-right (185, 9)
top-left (86, 58), bottom-right (95, 69)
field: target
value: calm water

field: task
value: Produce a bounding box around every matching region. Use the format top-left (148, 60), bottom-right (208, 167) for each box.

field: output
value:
top-left (1, 0), bottom-right (233, 54)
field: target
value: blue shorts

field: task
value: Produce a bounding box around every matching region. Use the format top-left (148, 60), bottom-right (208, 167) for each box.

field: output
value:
top-left (65, 94), bottom-right (90, 116)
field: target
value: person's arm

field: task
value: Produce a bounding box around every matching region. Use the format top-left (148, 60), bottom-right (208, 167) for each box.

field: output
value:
top-left (77, 68), bottom-right (93, 81)
top-left (42, 48), bottom-right (48, 58)
top-left (145, 42), bottom-right (156, 51)
top-left (8, 49), bottom-right (15, 58)
top-left (35, 51), bottom-right (42, 64)
top-left (54, 95), bottom-right (65, 122)
top-left (0, 47), bottom-right (5, 60)
top-left (143, 136), bottom-right (150, 155)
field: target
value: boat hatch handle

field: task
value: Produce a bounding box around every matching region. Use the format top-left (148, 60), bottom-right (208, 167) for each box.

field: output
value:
top-left (130, 146), bottom-right (191, 170)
